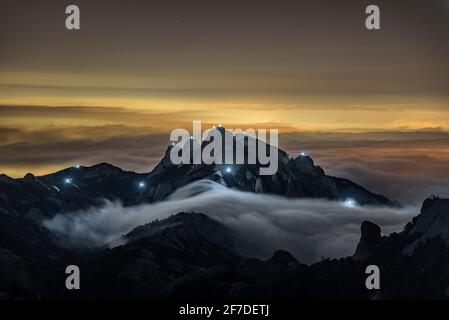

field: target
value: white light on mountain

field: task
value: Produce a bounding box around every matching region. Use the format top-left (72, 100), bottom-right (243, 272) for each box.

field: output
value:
top-left (300, 152), bottom-right (306, 156)
top-left (64, 178), bottom-right (72, 184)
top-left (75, 165), bottom-right (81, 168)
top-left (139, 182), bottom-right (146, 188)
top-left (344, 198), bottom-right (356, 208)
top-left (226, 167), bottom-right (232, 173)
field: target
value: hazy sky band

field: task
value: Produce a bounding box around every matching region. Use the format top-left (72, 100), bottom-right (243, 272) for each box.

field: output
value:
top-left (1, 0), bottom-right (448, 96)
top-left (1, 0), bottom-right (448, 131)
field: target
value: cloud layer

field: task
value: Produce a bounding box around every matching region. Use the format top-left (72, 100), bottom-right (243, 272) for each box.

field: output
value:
top-left (43, 180), bottom-right (417, 264)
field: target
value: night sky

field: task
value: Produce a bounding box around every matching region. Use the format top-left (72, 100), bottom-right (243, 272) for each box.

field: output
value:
top-left (0, 0), bottom-right (448, 204)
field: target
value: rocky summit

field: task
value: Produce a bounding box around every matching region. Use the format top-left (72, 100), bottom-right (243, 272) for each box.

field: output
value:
top-left (0, 130), bottom-right (395, 220)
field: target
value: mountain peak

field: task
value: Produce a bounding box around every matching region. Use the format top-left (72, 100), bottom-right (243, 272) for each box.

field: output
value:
top-left (0, 173), bottom-right (15, 185)
top-left (270, 250), bottom-right (299, 266)
top-left (420, 195), bottom-right (447, 214)
top-left (88, 162), bottom-right (123, 171)
top-left (410, 197), bottom-right (449, 236)
top-left (293, 153), bottom-right (324, 176)
top-left (125, 211), bottom-right (232, 245)
top-left (23, 173), bottom-right (36, 181)
top-left (353, 221), bottom-right (382, 261)
top-left (0, 136), bottom-right (398, 221)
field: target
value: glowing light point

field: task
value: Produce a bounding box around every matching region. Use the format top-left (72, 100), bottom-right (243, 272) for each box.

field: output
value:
top-left (190, 136), bottom-right (194, 140)
top-left (300, 152), bottom-right (306, 156)
top-left (171, 142), bottom-right (175, 146)
top-left (213, 126), bottom-right (216, 129)
top-left (75, 165), bottom-right (81, 168)
top-left (226, 167), bottom-right (232, 173)
top-left (64, 178), bottom-right (72, 184)
top-left (218, 124), bottom-right (222, 127)
top-left (138, 182), bottom-right (146, 189)
top-left (344, 198), bottom-right (356, 208)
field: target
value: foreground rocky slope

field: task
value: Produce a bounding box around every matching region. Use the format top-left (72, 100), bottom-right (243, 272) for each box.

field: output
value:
top-left (0, 197), bottom-right (448, 299)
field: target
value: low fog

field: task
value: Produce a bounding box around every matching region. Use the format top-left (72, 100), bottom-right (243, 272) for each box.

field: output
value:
top-left (43, 180), bottom-right (418, 263)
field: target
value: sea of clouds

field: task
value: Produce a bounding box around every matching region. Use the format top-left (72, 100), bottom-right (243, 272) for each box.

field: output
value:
top-left (43, 180), bottom-right (418, 264)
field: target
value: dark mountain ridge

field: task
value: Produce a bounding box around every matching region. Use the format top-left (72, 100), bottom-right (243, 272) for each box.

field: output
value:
top-left (77, 197), bottom-right (449, 300)
top-left (1, 197), bottom-right (448, 299)
top-left (0, 128), bottom-right (396, 220)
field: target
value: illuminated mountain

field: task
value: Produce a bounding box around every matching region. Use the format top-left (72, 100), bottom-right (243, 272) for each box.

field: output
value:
top-left (0, 131), bottom-right (395, 220)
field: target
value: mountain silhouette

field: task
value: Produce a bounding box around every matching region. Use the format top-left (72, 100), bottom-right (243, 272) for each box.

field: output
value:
top-left (3, 131), bottom-right (448, 299)
top-left (1, 197), bottom-right (449, 299)
top-left (0, 129), bottom-right (395, 220)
